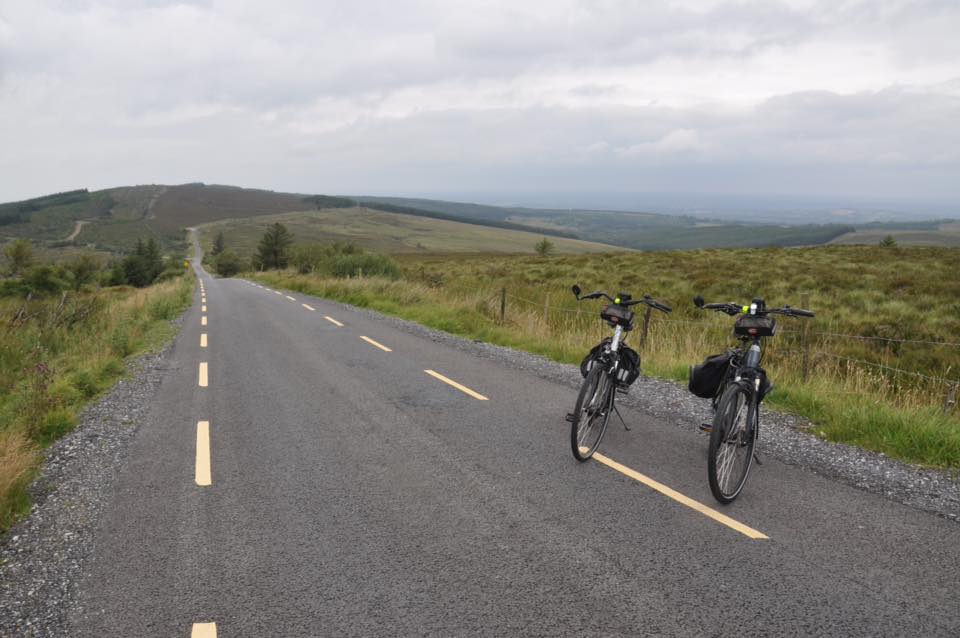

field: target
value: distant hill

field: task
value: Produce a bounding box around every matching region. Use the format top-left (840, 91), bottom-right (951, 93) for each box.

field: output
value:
top-left (197, 208), bottom-right (621, 257)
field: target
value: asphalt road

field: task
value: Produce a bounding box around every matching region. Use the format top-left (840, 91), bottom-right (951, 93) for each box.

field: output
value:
top-left (67, 251), bottom-right (960, 636)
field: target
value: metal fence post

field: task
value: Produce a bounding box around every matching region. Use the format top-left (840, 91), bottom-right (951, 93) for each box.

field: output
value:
top-left (801, 292), bottom-right (811, 382)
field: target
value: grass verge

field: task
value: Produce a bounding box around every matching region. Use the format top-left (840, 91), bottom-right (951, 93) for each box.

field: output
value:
top-left (0, 275), bottom-right (193, 531)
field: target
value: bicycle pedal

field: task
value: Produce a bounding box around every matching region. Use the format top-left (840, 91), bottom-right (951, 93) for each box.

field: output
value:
top-left (565, 413), bottom-right (576, 423)
top-left (616, 386), bottom-right (628, 394)
top-left (698, 423), bottom-right (713, 433)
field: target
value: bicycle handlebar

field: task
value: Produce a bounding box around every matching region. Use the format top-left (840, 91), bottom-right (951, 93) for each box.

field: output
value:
top-left (571, 285), bottom-right (671, 314)
top-left (695, 296), bottom-right (814, 319)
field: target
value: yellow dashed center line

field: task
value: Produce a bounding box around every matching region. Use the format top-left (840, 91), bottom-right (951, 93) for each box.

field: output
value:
top-left (590, 452), bottom-right (768, 540)
top-left (302, 303), bottom-right (315, 311)
top-left (195, 421), bottom-right (211, 486)
top-left (192, 623), bottom-right (217, 637)
top-left (424, 369), bottom-right (488, 401)
top-left (201, 305), bottom-right (207, 312)
top-left (200, 333), bottom-right (207, 348)
top-left (199, 362), bottom-right (208, 387)
top-left (274, 290), bottom-right (282, 295)
top-left (323, 315), bottom-right (344, 327)
top-left (285, 295), bottom-right (296, 301)
top-left (360, 335), bottom-right (392, 352)
top-left (201, 316), bottom-right (208, 326)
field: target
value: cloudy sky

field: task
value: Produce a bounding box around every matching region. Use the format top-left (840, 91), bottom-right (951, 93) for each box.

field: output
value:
top-left (1, 0), bottom-right (959, 208)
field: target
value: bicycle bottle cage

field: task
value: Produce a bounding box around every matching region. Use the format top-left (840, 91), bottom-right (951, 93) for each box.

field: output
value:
top-left (601, 304), bottom-right (635, 330)
top-left (734, 315), bottom-right (776, 337)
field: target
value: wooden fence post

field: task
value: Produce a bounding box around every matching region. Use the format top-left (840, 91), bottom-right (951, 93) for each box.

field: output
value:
top-left (499, 288), bottom-right (506, 325)
top-left (801, 292), bottom-right (811, 382)
top-left (543, 293), bottom-right (550, 325)
top-left (945, 384), bottom-right (958, 414)
top-left (639, 305), bottom-right (653, 351)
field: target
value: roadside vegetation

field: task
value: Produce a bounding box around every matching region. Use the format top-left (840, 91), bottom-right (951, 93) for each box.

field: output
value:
top-left (246, 244), bottom-right (960, 470)
top-left (0, 241), bottom-right (192, 531)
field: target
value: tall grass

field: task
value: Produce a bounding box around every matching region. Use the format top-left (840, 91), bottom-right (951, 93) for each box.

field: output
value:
top-left (251, 245), bottom-right (960, 469)
top-left (0, 276), bottom-right (193, 530)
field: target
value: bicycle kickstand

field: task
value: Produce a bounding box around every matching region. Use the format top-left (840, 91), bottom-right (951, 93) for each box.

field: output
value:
top-left (753, 451), bottom-right (763, 466)
top-left (613, 404), bottom-right (631, 431)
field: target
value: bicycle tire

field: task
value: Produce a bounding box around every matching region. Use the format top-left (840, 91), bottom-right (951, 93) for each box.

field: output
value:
top-left (707, 383), bottom-right (757, 503)
top-left (570, 366), bottom-right (614, 461)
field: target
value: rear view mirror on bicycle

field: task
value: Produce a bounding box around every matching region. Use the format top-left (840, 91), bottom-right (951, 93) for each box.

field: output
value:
top-left (566, 285), bottom-right (671, 461)
top-left (689, 296), bottom-right (814, 503)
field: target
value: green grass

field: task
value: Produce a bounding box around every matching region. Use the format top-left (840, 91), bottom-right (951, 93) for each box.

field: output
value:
top-left (198, 207), bottom-right (623, 257)
top-left (249, 244), bottom-right (960, 470)
top-left (0, 275), bottom-right (193, 530)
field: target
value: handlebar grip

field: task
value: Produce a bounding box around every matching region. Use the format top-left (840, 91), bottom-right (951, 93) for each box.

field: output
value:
top-left (791, 309), bottom-right (815, 318)
top-left (655, 301), bottom-right (672, 313)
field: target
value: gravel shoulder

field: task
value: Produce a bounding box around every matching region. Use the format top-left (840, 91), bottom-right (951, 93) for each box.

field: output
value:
top-left (0, 323), bottom-right (182, 637)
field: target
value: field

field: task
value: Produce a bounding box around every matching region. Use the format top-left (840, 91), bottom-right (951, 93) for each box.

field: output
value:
top-left (831, 222), bottom-right (960, 247)
top-left (250, 245), bottom-right (960, 469)
top-left (0, 275), bottom-right (193, 530)
top-left (197, 207), bottom-right (622, 256)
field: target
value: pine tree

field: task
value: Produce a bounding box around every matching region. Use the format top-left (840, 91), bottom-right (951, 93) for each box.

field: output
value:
top-left (534, 237), bottom-right (555, 256)
top-left (255, 223), bottom-right (294, 269)
top-left (211, 231), bottom-right (225, 256)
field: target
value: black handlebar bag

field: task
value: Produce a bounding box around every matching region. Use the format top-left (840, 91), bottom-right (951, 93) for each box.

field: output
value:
top-left (688, 352), bottom-right (733, 398)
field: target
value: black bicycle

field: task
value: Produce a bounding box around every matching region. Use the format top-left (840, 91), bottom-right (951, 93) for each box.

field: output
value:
top-left (691, 295), bottom-right (814, 503)
top-left (567, 285), bottom-right (671, 461)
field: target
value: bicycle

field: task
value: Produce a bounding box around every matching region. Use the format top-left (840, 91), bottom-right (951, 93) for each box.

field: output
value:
top-left (566, 285), bottom-right (671, 461)
top-left (692, 295), bottom-right (814, 503)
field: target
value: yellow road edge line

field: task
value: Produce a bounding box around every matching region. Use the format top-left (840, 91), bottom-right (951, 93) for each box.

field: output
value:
top-left (195, 421), bottom-right (211, 486)
top-left (591, 452), bottom-right (768, 540)
top-left (360, 335), bottom-right (392, 352)
top-left (199, 362), bottom-right (208, 387)
top-left (192, 622), bottom-right (217, 637)
top-left (200, 333), bottom-right (207, 348)
top-left (285, 295), bottom-right (296, 301)
top-left (323, 315), bottom-right (344, 327)
top-left (302, 303), bottom-right (316, 311)
top-left (201, 316), bottom-right (207, 326)
top-left (424, 369), bottom-right (488, 401)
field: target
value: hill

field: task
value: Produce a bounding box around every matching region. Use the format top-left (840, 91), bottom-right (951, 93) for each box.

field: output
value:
top-left (355, 195), bottom-right (858, 250)
top-left (197, 207), bottom-right (621, 256)
top-left (4, 184), bottom-right (958, 254)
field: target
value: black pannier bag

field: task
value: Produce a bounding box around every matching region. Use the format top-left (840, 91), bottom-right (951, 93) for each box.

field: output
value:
top-left (580, 338), bottom-right (610, 377)
top-left (615, 345), bottom-right (641, 387)
top-left (579, 340), bottom-right (641, 388)
top-left (688, 351), bottom-right (733, 398)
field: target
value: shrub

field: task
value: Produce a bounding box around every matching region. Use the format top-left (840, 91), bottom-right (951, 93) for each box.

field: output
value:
top-left (328, 253), bottom-right (401, 279)
top-left (24, 265), bottom-right (67, 296)
top-left (215, 250), bottom-right (243, 277)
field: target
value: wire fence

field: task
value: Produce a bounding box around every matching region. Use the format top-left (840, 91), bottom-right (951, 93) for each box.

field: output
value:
top-left (490, 288), bottom-right (960, 410)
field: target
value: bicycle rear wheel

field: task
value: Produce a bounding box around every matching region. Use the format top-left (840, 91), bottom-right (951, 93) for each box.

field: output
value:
top-left (707, 383), bottom-right (757, 503)
top-left (570, 366), bottom-right (614, 461)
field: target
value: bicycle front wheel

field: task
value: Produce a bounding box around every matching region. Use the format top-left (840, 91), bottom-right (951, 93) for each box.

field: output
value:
top-left (570, 366), bottom-right (614, 461)
top-left (707, 383), bottom-right (757, 503)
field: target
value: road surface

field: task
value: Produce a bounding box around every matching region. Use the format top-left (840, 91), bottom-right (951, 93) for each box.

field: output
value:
top-left (67, 251), bottom-right (960, 636)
